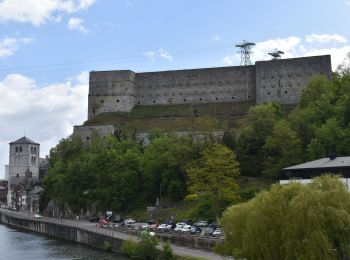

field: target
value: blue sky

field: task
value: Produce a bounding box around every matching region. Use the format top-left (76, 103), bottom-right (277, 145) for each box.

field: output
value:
top-left (0, 0), bottom-right (350, 177)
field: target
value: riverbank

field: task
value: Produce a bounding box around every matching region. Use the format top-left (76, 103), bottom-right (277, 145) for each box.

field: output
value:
top-left (0, 209), bottom-right (224, 260)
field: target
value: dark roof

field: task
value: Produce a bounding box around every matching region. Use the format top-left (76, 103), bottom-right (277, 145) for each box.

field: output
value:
top-left (10, 136), bottom-right (39, 145)
top-left (283, 156), bottom-right (350, 171)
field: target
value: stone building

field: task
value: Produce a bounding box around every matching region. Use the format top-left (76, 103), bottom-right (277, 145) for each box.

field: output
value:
top-left (6, 136), bottom-right (45, 212)
top-left (87, 55), bottom-right (332, 118)
top-left (75, 55), bottom-right (332, 142)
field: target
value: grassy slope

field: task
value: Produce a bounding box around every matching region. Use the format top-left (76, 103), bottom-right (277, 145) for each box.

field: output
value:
top-left (84, 101), bottom-right (255, 132)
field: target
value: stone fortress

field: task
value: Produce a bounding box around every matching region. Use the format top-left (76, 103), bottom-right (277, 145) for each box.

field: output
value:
top-left (88, 55), bottom-right (332, 119)
top-left (75, 55), bottom-right (332, 141)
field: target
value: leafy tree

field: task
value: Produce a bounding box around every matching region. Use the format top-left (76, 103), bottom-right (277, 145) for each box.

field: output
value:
top-left (218, 175), bottom-right (350, 260)
top-left (262, 120), bottom-right (302, 179)
top-left (236, 102), bottom-right (282, 176)
top-left (186, 144), bottom-right (240, 219)
top-left (141, 135), bottom-right (201, 202)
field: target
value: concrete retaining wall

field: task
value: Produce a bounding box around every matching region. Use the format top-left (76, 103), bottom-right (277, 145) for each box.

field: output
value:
top-left (0, 209), bottom-right (222, 253)
top-left (0, 209), bottom-right (123, 252)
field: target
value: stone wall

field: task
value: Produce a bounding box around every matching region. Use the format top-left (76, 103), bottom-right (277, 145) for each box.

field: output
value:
top-left (255, 55), bottom-right (332, 104)
top-left (87, 55), bottom-right (332, 119)
top-left (73, 125), bottom-right (115, 143)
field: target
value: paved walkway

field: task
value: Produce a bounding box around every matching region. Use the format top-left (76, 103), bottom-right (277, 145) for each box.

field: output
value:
top-left (0, 209), bottom-right (228, 260)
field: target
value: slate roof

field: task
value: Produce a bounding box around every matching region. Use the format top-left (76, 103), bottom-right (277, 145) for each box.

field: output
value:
top-left (10, 136), bottom-right (39, 145)
top-left (283, 156), bottom-right (350, 170)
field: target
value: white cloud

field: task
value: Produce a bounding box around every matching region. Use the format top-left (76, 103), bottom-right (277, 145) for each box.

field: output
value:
top-left (0, 37), bottom-right (33, 58)
top-left (0, 0), bottom-right (96, 26)
top-left (0, 72), bottom-right (88, 178)
top-left (222, 34), bottom-right (350, 70)
top-left (212, 35), bottom-right (220, 41)
top-left (143, 49), bottom-right (173, 61)
top-left (68, 17), bottom-right (88, 33)
top-left (306, 34), bottom-right (347, 43)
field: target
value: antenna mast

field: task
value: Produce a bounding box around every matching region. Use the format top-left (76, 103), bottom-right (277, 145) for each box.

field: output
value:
top-left (268, 49), bottom-right (284, 60)
top-left (235, 40), bottom-right (256, 66)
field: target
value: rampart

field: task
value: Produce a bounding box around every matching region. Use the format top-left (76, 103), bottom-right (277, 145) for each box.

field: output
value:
top-left (87, 55), bottom-right (332, 119)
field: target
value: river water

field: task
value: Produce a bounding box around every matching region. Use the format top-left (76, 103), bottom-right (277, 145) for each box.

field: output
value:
top-left (0, 224), bottom-right (125, 260)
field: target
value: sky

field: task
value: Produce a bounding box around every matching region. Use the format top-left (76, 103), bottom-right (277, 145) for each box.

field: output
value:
top-left (0, 0), bottom-right (350, 177)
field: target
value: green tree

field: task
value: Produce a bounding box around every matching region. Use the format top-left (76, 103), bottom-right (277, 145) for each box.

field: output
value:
top-left (236, 102), bottom-right (282, 176)
top-left (186, 144), bottom-right (240, 219)
top-left (218, 175), bottom-right (350, 260)
top-left (262, 120), bottom-right (302, 179)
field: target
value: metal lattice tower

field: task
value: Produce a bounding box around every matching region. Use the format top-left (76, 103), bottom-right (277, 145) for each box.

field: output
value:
top-left (235, 40), bottom-right (256, 66)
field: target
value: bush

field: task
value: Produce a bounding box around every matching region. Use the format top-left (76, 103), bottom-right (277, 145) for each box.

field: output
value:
top-left (218, 175), bottom-right (350, 259)
top-left (103, 240), bottom-right (112, 251)
top-left (159, 242), bottom-right (174, 260)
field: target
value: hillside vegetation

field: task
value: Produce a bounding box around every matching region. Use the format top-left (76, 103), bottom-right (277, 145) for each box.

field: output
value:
top-left (42, 53), bottom-right (350, 223)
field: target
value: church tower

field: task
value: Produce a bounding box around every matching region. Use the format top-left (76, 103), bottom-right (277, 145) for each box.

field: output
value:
top-left (7, 136), bottom-right (40, 208)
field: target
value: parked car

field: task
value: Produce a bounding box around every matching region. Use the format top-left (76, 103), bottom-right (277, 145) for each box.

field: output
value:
top-left (194, 221), bottom-right (208, 227)
top-left (204, 227), bottom-right (215, 236)
top-left (208, 222), bottom-right (219, 229)
top-left (124, 218), bottom-right (136, 224)
top-left (141, 223), bottom-right (150, 230)
top-left (181, 225), bottom-right (192, 233)
top-left (211, 228), bottom-right (223, 237)
top-left (157, 223), bottom-right (172, 232)
top-left (89, 216), bottom-right (100, 223)
top-left (190, 226), bottom-right (202, 234)
top-left (113, 218), bottom-right (124, 224)
top-left (174, 223), bottom-right (185, 232)
top-left (34, 214), bottom-right (42, 219)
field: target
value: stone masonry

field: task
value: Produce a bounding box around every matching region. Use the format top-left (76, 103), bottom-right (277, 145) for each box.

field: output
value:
top-left (87, 55), bottom-right (332, 119)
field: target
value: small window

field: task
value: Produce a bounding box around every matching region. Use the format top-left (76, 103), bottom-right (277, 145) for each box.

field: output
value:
top-left (137, 101), bottom-right (140, 105)
top-left (86, 137), bottom-right (90, 140)
top-left (267, 92), bottom-right (271, 95)
top-left (285, 90), bottom-right (288, 94)
top-left (101, 100), bottom-right (104, 103)
top-left (184, 99), bottom-right (187, 102)
top-left (16, 174), bottom-right (19, 178)
top-left (216, 97), bottom-right (218, 100)
top-left (31, 147), bottom-right (34, 154)
top-left (117, 99), bottom-right (120, 102)
top-left (19, 146), bottom-right (22, 153)
top-left (232, 96), bottom-right (235, 99)
top-left (15, 147), bottom-right (18, 153)
top-left (152, 100), bottom-right (156, 104)
top-left (199, 98), bottom-right (202, 101)
top-left (248, 95), bottom-right (251, 99)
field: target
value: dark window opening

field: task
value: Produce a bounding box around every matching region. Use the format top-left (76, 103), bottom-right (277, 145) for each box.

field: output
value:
top-left (137, 101), bottom-right (140, 104)
top-left (216, 97), bottom-right (218, 100)
top-left (184, 99), bottom-right (187, 102)
top-left (232, 96), bottom-right (235, 99)
top-left (117, 99), bottom-right (120, 102)
top-left (199, 98), bottom-right (202, 101)
top-left (248, 95), bottom-right (251, 99)
top-left (101, 100), bottom-right (104, 103)
top-left (153, 100), bottom-right (155, 104)
top-left (267, 92), bottom-right (271, 95)
top-left (285, 90), bottom-right (288, 94)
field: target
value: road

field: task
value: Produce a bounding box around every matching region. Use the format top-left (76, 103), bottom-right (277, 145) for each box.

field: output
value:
top-left (0, 209), bottom-right (228, 260)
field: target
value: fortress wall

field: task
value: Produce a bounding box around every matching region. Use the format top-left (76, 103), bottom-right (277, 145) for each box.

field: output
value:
top-left (255, 55), bottom-right (332, 104)
top-left (87, 55), bottom-right (332, 119)
top-left (73, 125), bottom-right (115, 143)
top-left (134, 66), bottom-right (256, 106)
top-left (88, 70), bottom-right (136, 119)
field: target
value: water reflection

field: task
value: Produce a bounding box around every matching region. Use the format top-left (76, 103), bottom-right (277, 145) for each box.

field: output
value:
top-left (0, 224), bottom-right (124, 260)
